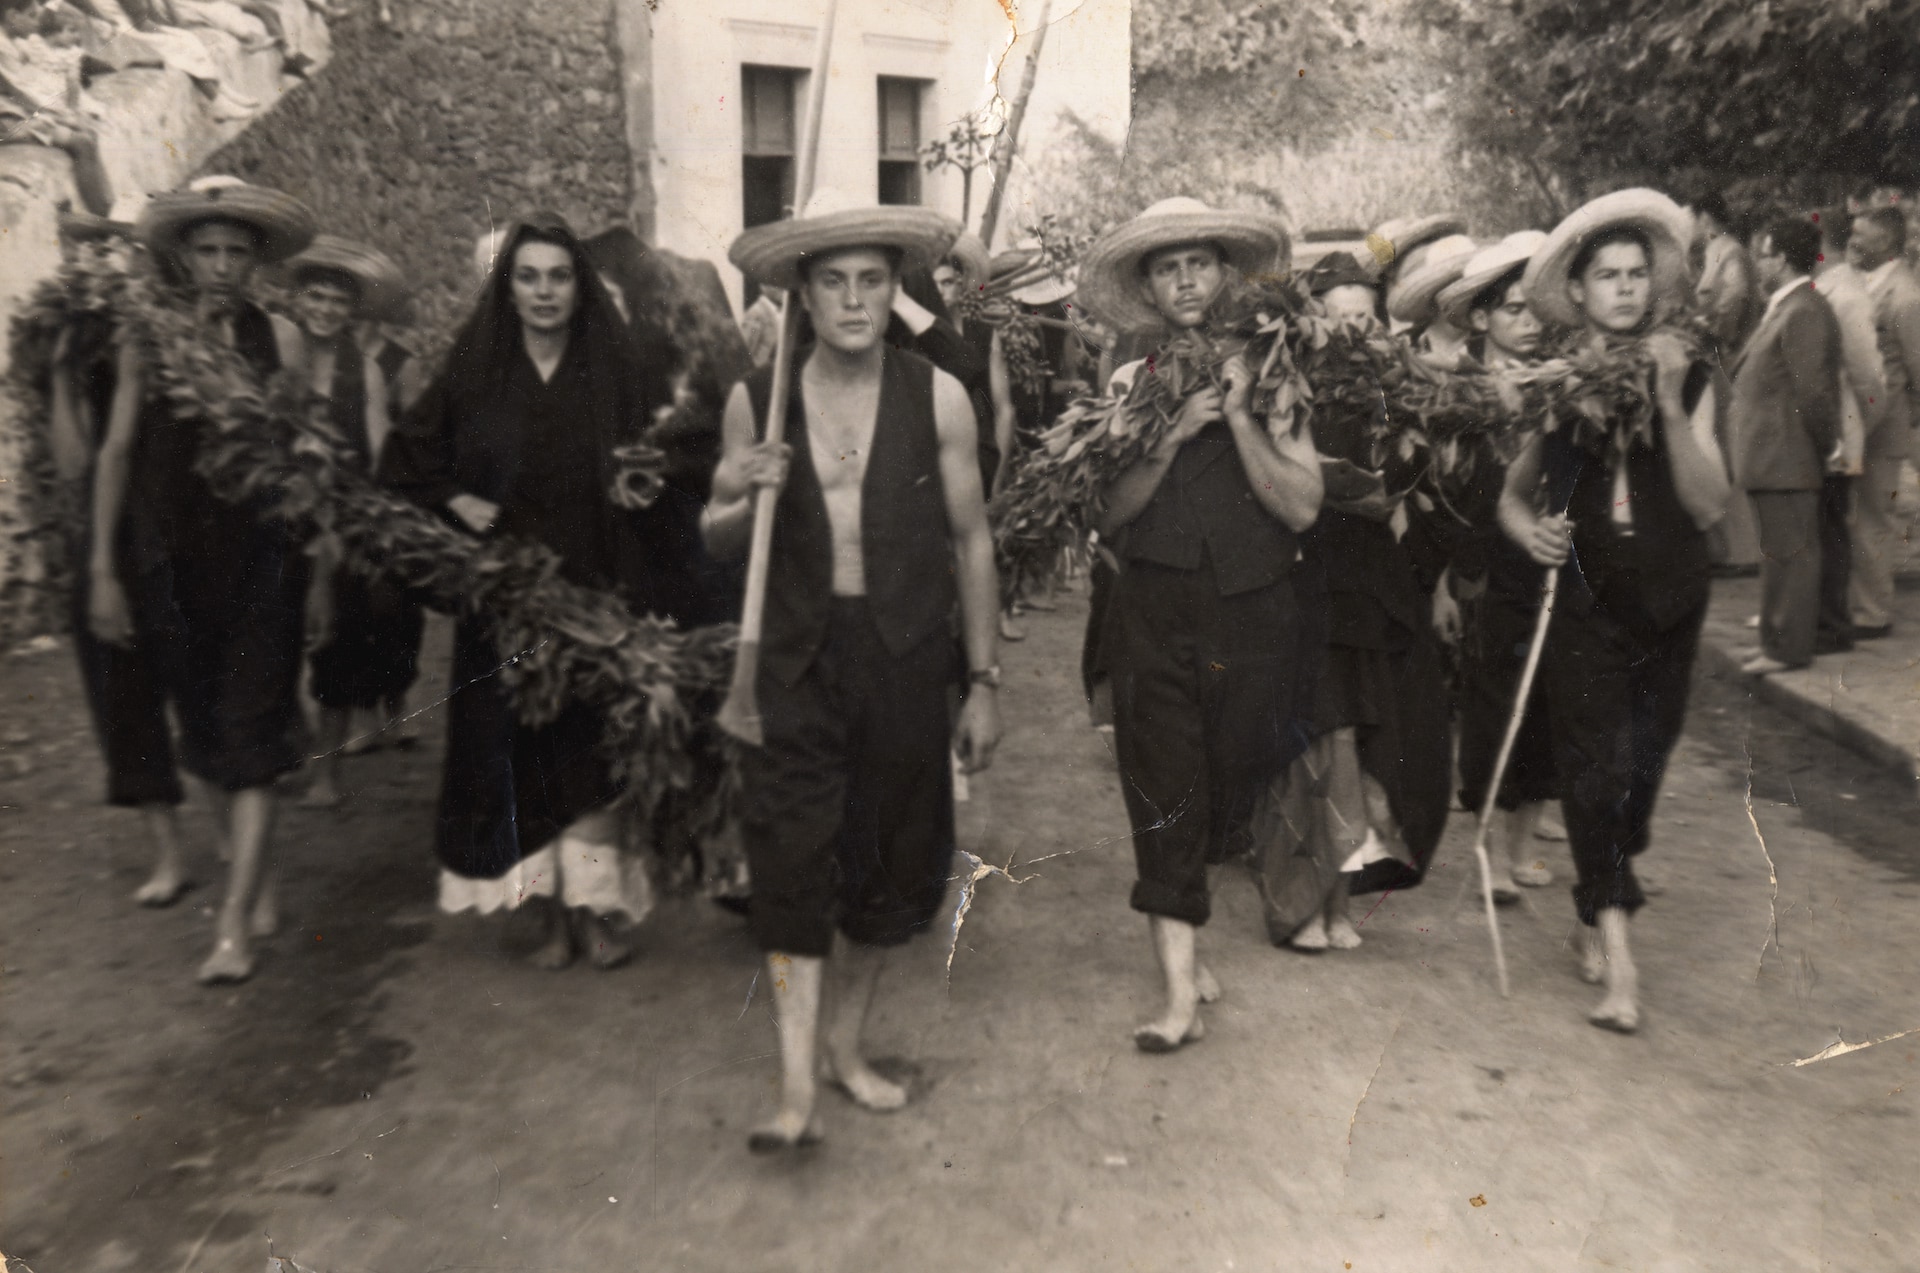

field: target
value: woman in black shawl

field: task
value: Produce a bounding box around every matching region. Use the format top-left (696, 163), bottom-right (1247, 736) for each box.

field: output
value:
top-left (383, 212), bottom-right (722, 970)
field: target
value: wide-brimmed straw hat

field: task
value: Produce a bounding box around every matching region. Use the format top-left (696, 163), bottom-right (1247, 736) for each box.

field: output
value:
top-left (1435, 230), bottom-right (1549, 329)
top-left (1079, 197), bottom-right (1291, 333)
top-left (1366, 213), bottom-right (1467, 280)
top-left (730, 189), bottom-right (961, 292)
top-left (283, 234), bottom-right (409, 320)
top-left (1387, 233), bottom-right (1478, 325)
top-left (943, 231), bottom-right (992, 292)
top-left (1521, 188), bottom-right (1694, 330)
top-left (135, 175), bottom-right (315, 263)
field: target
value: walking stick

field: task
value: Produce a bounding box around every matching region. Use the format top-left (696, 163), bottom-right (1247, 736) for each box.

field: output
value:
top-left (716, 0), bottom-right (840, 746)
top-left (1466, 565), bottom-right (1560, 998)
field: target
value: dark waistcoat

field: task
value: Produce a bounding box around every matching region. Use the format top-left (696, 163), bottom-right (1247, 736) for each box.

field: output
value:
top-left (744, 346), bottom-right (957, 686)
top-left (1117, 421), bottom-right (1298, 595)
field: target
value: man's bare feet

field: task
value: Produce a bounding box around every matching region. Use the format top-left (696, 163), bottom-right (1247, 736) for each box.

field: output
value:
top-left (1289, 914), bottom-right (1329, 952)
top-left (1326, 914), bottom-right (1363, 949)
top-left (249, 881), bottom-right (280, 938)
top-left (1578, 925), bottom-right (1604, 984)
top-left (747, 1106), bottom-right (825, 1153)
top-left (576, 909), bottom-right (633, 971)
top-left (1133, 1011), bottom-right (1204, 1053)
top-left (1588, 909), bottom-right (1639, 1032)
top-left (134, 866), bottom-right (191, 907)
top-left (527, 903), bottom-right (573, 970)
top-left (822, 1054), bottom-right (908, 1111)
top-left (1195, 962), bottom-right (1221, 1004)
top-left (197, 933), bottom-right (254, 985)
top-left (1511, 857), bottom-right (1555, 887)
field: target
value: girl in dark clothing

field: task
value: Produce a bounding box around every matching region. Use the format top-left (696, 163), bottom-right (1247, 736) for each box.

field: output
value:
top-left (383, 213), bottom-right (723, 970)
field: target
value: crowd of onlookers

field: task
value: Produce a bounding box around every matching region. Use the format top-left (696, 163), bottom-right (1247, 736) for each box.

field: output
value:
top-left (1685, 191), bottom-right (1919, 673)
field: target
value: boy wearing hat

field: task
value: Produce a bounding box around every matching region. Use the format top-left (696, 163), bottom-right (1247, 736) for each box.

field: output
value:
top-left (89, 177), bottom-right (319, 984)
top-left (1499, 191), bottom-right (1731, 1033)
top-left (708, 194), bottom-right (1001, 1151)
top-left (1078, 198), bottom-right (1323, 1050)
top-left (1433, 232), bottom-right (1559, 898)
top-left (283, 237), bottom-right (425, 805)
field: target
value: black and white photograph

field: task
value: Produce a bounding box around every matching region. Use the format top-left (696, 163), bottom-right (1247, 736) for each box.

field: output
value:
top-left (1, 0), bottom-right (1917, 1267)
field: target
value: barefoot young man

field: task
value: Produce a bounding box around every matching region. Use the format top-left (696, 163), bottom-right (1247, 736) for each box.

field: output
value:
top-left (1503, 191), bottom-right (1731, 1033)
top-left (1078, 199), bottom-right (1323, 1051)
top-left (1433, 231), bottom-right (1561, 900)
top-left (93, 178), bottom-right (319, 984)
top-left (711, 196), bottom-right (1000, 1150)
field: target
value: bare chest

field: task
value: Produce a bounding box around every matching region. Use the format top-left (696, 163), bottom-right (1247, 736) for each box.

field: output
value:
top-left (802, 376), bottom-right (880, 496)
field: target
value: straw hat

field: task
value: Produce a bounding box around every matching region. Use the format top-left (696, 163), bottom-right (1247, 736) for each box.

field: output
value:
top-left (993, 239), bottom-right (1075, 306)
top-left (1078, 197), bottom-right (1291, 333)
top-left (135, 175), bottom-right (315, 263)
top-left (1366, 213), bottom-right (1467, 280)
top-left (1435, 230), bottom-right (1550, 329)
top-left (1521, 188), bottom-right (1694, 331)
top-left (729, 189), bottom-right (961, 292)
top-left (283, 234), bottom-right (410, 321)
top-left (943, 231), bottom-right (993, 292)
top-left (1304, 250), bottom-right (1378, 297)
top-left (1386, 233), bottom-right (1478, 325)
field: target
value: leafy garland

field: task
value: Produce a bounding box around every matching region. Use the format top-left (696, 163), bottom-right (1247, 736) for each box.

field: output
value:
top-left (988, 273), bottom-right (1696, 602)
top-left (8, 243), bottom-right (739, 845)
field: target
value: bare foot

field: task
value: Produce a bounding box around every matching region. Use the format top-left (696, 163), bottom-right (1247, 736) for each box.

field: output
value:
top-left (1133, 1011), bottom-right (1204, 1054)
top-left (134, 867), bottom-right (191, 908)
top-left (747, 1106), bottom-right (824, 1153)
top-left (196, 935), bottom-right (254, 985)
top-left (1511, 857), bottom-right (1555, 887)
top-left (1289, 914), bottom-right (1329, 952)
top-left (577, 910), bottom-right (633, 971)
top-left (1326, 914), bottom-right (1363, 949)
top-left (249, 882), bottom-right (279, 939)
top-left (528, 910), bottom-right (573, 971)
top-left (1578, 927), bottom-right (1605, 984)
top-left (299, 783), bottom-right (341, 810)
top-left (1195, 962), bottom-right (1222, 1004)
top-left (822, 1055), bottom-right (908, 1111)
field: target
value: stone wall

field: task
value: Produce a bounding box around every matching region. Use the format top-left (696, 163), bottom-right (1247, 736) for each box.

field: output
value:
top-left (206, 0), bottom-right (633, 350)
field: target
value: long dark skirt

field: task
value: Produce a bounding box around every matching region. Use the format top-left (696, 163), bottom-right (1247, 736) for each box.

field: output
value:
top-left (434, 616), bottom-right (622, 880)
top-left (308, 569), bottom-right (424, 710)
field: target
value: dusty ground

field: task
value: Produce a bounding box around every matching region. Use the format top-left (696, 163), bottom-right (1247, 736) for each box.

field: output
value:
top-left (3, 586), bottom-right (1917, 1272)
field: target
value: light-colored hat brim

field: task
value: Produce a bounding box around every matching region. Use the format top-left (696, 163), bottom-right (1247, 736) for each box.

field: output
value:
top-left (729, 206), bottom-right (962, 292)
top-left (1521, 189), bottom-right (1694, 330)
top-left (58, 206), bottom-right (134, 243)
top-left (1079, 209), bottom-right (1291, 334)
top-left (945, 231), bottom-right (992, 292)
top-left (1435, 234), bottom-right (1548, 330)
top-left (283, 234), bottom-right (410, 321)
top-left (1367, 213), bottom-right (1467, 280)
top-left (1387, 237), bottom-right (1479, 325)
top-left (135, 183), bottom-right (316, 264)
top-left (1011, 273), bottom-right (1075, 306)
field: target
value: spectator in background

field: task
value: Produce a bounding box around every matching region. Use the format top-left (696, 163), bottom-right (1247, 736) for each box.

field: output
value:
top-left (1812, 210), bottom-right (1883, 653)
top-left (1692, 192), bottom-right (1762, 361)
top-left (1845, 205), bottom-right (1920, 640)
top-left (1733, 216), bottom-right (1843, 675)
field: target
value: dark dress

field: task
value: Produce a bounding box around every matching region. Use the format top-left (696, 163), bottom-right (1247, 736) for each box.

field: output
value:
top-left (306, 340), bottom-right (424, 711)
top-left (128, 302), bottom-right (310, 792)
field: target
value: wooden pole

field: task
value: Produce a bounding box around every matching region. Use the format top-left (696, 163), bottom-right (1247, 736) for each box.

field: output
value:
top-left (1464, 567), bottom-right (1560, 999)
top-left (977, 0), bottom-right (1053, 247)
top-left (715, 0), bottom-right (839, 745)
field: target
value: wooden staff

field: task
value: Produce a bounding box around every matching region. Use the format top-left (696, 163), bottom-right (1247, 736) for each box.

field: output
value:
top-left (1465, 566), bottom-right (1560, 998)
top-left (716, 0), bottom-right (840, 746)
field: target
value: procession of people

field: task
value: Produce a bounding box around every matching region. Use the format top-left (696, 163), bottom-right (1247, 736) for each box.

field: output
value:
top-left (28, 160), bottom-right (1919, 1151)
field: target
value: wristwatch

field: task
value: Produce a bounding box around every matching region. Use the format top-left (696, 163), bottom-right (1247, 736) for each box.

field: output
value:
top-left (968, 665), bottom-right (1002, 690)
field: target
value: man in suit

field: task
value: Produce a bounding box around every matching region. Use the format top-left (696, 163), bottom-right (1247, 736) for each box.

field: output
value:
top-left (1846, 206), bottom-right (1920, 639)
top-left (1812, 211), bottom-right (1884, 653)
top-left (1733, 215), bottom-right (1844, 674)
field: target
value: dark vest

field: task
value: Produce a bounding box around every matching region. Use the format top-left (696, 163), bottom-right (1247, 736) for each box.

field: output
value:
top-left (744, 347), bottom-right (958, 686)
top-left (1118, 420), bottom-right (1299, 595)
top-left (1544, 360), bottom-right (1711, 629)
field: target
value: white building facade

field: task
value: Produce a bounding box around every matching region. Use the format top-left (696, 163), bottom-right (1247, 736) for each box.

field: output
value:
top-left (635, 0), bottom-right (1130, 307)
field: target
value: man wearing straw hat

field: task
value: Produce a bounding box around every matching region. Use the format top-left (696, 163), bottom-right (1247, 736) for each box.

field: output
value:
top-left (281, 235), bottom-right (426, 807)
top-left (90, 176), bottom-right (318, 984)
top-left (1078, 197), bottom-right (1322, 1052)
top-left (1432, 230), bottom-right (1560, 900)
top-left (1499, 190), bottom-right (1730, 1034)
top-left (1388, 232), bottom-right (1480, 369)
top-left (706, 192), bottom-right (1002, 1151)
